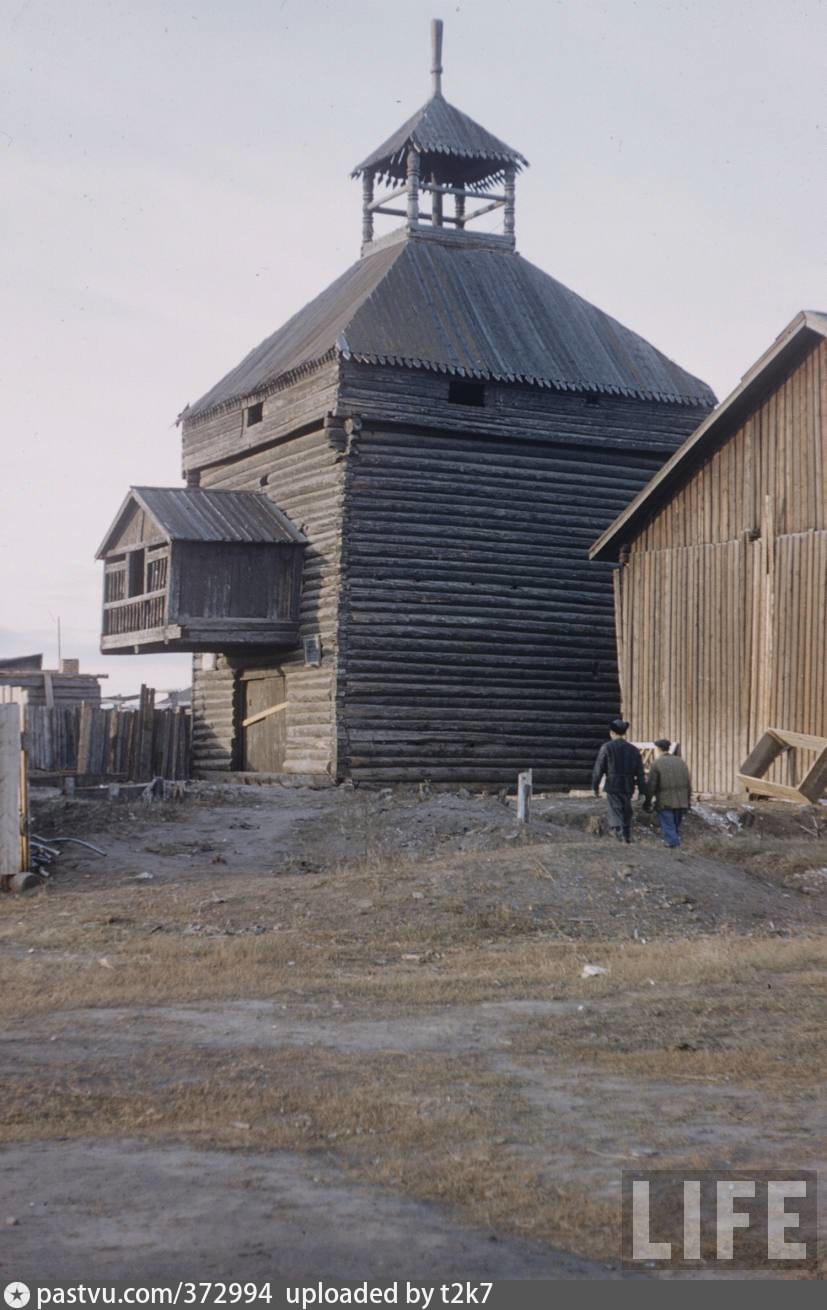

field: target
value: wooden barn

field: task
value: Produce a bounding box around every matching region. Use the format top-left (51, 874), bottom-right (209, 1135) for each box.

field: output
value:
top-left (590, 310), bottom-right (827, 797)
top-left (98, 21), bottom-right (715, 785)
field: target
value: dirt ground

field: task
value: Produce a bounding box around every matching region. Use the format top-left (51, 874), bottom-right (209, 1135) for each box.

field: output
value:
top-left (2, 782), bottom-right (826, 1280)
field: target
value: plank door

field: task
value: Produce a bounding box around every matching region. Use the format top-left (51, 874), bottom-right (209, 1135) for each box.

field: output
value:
top-left (242, 673), bottom-right (286, 773)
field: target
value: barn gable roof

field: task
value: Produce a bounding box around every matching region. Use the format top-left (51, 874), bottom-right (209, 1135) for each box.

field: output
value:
top-left (185, 237), bottom-right (716, 422)
top-left (589, 310), bottom-right (827, 562)
top-left (96, 487), bottom-right (305, 558)
top-left (351, 92), bottom-right (528, 189)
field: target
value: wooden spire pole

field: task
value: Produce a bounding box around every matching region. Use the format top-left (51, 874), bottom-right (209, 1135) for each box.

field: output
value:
top-left (431, 18), bottom-right (444, 95)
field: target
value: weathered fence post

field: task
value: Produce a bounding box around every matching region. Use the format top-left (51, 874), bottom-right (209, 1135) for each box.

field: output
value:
top-left (0, 704), bottom-right (22, 877)
top-left (517, 769), bottom-right (533, 823)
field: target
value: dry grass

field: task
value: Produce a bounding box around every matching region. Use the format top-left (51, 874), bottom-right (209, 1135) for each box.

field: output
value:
top-left (0, 1046), bottom-right (615, 1260)
top-left (511, 968), bottom-right (827, 1087)
top-left (2, 850), bottom-right (826, 1019)
top-left (691, 833), bottom-right (827, 890)
top-left (3, 814), bottom-right (826, 1272)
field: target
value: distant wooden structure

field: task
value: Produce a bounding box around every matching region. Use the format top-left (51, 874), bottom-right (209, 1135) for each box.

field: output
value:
top-left (99, 20), bottom-right (714, 784)
top-left (591, 311), bottom-right (827, 796)
top-left (0, 657), bottom-right (103, 710)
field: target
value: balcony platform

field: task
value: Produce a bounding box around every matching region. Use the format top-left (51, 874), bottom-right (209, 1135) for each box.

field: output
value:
top-left (101, 618), bottom-right (301, 656)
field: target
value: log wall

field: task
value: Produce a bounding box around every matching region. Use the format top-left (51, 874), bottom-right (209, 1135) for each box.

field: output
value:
top-left (340, 361), bottom-right (701, 455)
top-left (190, 422), bottom-right (346, 776)
top-left (336, 411), bottom-right (701, 784)
top-left (182, 358), bottom-right (708, 784)
top-left (181, 360), bottom-right (339, 474)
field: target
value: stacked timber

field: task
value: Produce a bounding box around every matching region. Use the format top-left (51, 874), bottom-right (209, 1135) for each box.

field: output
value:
top-left (335, 405), bottom-right (704, 785)
top-left (182, 369), bottom-right (707, 784)
top-left (191, 663), bottom-right (238, 773)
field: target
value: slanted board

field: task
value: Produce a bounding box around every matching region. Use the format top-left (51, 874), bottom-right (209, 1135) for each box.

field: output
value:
top-left (735, 775), bottom-right (810, 804)
top-left (738, 725), bottom-right (827, 804)
top-left (242, 702), bottom-right (288, 728)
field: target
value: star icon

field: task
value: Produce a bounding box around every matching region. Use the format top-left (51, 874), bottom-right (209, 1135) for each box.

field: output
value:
top-left (4, 1285), bottom-right (31, 1308)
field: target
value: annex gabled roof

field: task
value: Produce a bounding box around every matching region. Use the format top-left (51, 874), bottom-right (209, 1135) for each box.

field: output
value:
top-left (351, 92), bottom-right (528, 189)
top-left (96, 487), bottom-right (305, 558)
top-left (590, 310), bottom-right (827, 562)
top-left (185, 237), bottom-right (716, 421)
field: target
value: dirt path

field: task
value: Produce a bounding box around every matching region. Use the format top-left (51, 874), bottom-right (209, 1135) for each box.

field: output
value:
top-left (1, 1139), bottom-right (617, 1282)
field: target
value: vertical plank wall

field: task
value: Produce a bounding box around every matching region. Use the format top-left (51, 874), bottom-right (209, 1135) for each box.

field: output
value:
top-left (617, 340), bottom-right (827, 794)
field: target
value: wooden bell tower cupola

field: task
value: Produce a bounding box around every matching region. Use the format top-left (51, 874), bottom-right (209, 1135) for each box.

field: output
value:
top-left (352, 19), bottom-right (528, 255)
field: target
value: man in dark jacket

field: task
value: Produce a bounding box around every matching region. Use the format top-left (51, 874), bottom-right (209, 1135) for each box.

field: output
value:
top-left (592, 718), bottom-right (646, 843)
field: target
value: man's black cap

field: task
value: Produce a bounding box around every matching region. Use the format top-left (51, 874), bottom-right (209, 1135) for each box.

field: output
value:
top-left (609, 718), bottom-right (629, 734)
top-left (654, 738), bottom-right (671, 751)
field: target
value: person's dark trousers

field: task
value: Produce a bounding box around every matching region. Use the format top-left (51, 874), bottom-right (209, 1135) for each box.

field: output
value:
top-left (657, 808), bottom-right (684, 848)
top-left (606, 791), bottom-right (633, 842)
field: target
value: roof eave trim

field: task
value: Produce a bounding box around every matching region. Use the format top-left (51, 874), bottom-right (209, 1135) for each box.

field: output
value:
top-left (341, 350), bottom-right (713, 406)
top-left (181, 347), bottom-right (339, 428)
top-left (589, 311), bottom-right (827, 562)
top-left (351, 144), bottom-right (528, 178)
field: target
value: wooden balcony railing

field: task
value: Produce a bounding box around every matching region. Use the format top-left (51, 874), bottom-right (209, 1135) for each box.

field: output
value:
top-left (102, 590), bottom-right (167, 636)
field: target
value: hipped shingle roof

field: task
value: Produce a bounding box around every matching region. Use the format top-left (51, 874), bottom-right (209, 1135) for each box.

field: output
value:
top-left (351, 93), bottom-right (527, 188)
top-left (185, 239), bottom-right (715, 421)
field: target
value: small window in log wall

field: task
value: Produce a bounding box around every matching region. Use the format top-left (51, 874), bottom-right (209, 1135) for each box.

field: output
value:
top-left (246, 401), bottom-right (264, 427)
top-left (448, 380), bottom-right (486, 407)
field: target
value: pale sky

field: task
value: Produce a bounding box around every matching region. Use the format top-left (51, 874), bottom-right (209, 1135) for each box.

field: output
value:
top-left (1, 0), bottom-right (825, 695)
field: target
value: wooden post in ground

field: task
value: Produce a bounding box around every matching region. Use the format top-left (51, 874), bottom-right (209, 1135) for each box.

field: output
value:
top-left (517, 769), bottom-right (532, 823)
top-left (0, 704), bottom-right (22, 878)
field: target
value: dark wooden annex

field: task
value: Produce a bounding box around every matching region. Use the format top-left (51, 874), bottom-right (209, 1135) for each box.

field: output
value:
top-left (96, 487), bottom-right (305, 654)
top-left (102, 22), bottom-right (715, 784)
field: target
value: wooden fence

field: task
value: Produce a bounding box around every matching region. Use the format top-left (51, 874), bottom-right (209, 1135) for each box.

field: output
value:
top-left (23, 687), bottom-right (190, 780)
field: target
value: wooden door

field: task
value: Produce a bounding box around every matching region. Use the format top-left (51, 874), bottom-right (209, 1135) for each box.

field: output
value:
top-left (242, 673), bottom-right (286, 773)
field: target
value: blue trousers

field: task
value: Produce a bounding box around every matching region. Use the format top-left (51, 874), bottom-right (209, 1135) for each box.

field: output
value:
top-left (657, 808), bottom-right (685, 848)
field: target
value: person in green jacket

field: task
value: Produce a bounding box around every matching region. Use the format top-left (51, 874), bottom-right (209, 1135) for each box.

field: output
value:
top-left (646, 740), bottom-right (692, 848)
